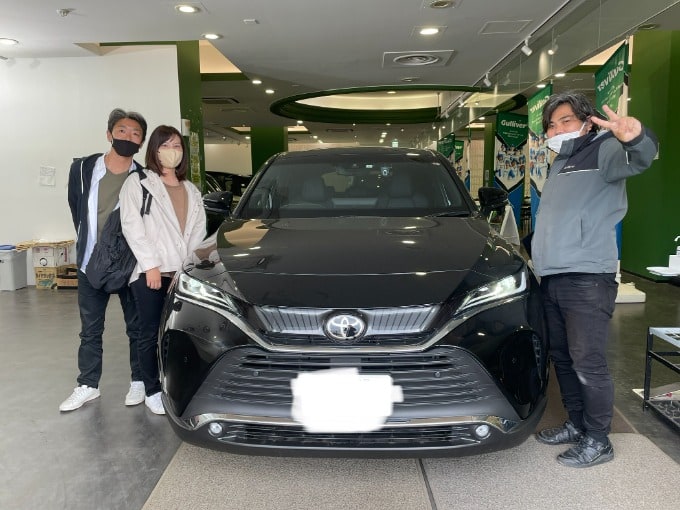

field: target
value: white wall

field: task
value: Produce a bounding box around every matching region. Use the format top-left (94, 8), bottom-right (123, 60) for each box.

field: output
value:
top-left (0, 45), bottom-right (181, 284)
top-left (204, 143), bottom-right (252, 176)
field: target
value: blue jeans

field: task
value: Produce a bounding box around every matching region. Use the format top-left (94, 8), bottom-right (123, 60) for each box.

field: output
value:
top-left (76, 270), bottom-right (142, 388)
top-left (130, 274), bottom-right (173, 396)
top-left (540, 273), bottom-right (618, 440)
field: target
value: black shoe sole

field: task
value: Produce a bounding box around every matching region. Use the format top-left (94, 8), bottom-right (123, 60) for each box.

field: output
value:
top-left (556, 452), bottom-right (614, 468)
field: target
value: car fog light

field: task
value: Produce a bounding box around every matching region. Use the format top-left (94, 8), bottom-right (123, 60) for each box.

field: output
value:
top-left (474, 424), bottom-right (490, 439)
top-left (208, 422), bottom-right (223, 437)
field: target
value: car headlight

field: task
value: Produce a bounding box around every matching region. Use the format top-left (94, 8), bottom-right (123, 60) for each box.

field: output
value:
top-left (176, 272), bottom-right (240, 315)
top-left (456, 268), bottom-right (527, 314)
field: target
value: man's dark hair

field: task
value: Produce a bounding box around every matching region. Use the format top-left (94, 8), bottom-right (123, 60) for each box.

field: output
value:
top-left (107, 108), bottom-right (148, 141)
top-left (542, 91), bottom-right (603, 133)
top-left (145, 124), bottom-right (189, 181)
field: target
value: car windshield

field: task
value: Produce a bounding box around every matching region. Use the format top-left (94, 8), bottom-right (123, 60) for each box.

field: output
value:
top-left (236, 150), bottom-right (473, 219)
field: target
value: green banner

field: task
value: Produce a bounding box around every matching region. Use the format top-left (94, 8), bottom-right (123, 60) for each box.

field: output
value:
top-left (496, 112), bottom-right (528, 149)
top-left (595, 42), bottom-right (628, 114)
top-left (527, 86), bottom-right (552, 135)
top-left (437, 133), bottom-right (455, 158)
top-left (453, 140), bottom-right (464, 162)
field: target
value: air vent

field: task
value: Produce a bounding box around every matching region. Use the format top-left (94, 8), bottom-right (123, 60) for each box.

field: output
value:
top-left (202, 96), bottom-right (240, 105)
top-left (383, 50), bottom-right (455, 68)
top-left (479, 20), bottom-right (532, 35)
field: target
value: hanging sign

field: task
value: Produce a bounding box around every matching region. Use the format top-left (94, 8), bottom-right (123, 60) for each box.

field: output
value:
top-left (595, 42), bottom-right (629, 115)
top-left (437, 133), bottom-right (455, 158)
top-left (527, 84), bottom-right (553, 232)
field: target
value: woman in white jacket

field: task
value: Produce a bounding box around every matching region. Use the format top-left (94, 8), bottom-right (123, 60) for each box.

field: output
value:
top-left (120, 125), bottom-right (206, 414)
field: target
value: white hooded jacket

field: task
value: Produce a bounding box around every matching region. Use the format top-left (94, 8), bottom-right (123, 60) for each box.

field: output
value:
top-left (119, 169), bottom-right (206, 284)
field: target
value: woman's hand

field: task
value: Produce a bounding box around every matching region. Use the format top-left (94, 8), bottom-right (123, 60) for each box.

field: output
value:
top-left (146, 267), bottom-right (162, 290)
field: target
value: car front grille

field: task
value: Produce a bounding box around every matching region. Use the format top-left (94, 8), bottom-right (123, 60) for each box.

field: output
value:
top-left (254, 305), bottom-right (439, 348)
top-left (190, 346), bottom-right (494, 410)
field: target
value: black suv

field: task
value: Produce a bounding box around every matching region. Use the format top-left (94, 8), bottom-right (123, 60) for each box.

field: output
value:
top-left (160, 147), bottom-right (547, 457)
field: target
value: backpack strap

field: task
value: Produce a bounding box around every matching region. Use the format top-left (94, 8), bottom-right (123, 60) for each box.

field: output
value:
top-left (134, 169), bottom-right (153, 216)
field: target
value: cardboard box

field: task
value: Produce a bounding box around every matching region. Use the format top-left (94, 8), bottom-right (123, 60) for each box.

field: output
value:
top-left (31, 241), bottom-right (73, 268)
top-left (56, 265), bottom-right (78, 289)
top-left (34, 265), bottom-right (68, 290)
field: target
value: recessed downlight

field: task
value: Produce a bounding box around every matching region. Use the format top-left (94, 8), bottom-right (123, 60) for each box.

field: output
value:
top-left (419, 27), bottom-right (440, 36)
top-left (202, 33), bottom-right (222, 40)
top-left (176, 4), bottom-right (200, 14)
top-left (265, 89), bottom-right (275, 94)
top-left (252, 79), bottom-right (262, 85)
top-left (554, 72), bottom-right (566, 78)
top-left (401, 77), bottom-right (421, 83)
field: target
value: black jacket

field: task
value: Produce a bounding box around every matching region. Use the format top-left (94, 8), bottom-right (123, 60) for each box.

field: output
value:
top-left (67, 153), bottom-right (142, 268)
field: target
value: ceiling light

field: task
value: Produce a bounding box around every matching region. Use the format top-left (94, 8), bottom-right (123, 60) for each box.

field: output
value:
top-left (400, 77), bottom-right (420, 83)
top-left (296, 120), bottom-right (303, 124)
top-left (176, 5), bottom-right (200, 14)
top-left (387, 90), bottom-right (396, 94)
top-left (554, 72), bottom-right (566, 78)
top-left (265, 89), bottom-right (275, 94)
top-left (638, 23), bottom-right (660, 31)
top-left (251, 79), bottom-right (262, 85)
top-left (482, 73), bottom-right (492, 88)
top-left (548, 42), bottom-right (559, 56)
top-left (419, 27), bottom-right (440, 36)
top-left (202, 33), bottom-right (222, 40)
top-left (429, 0), bottom-right (456, 8)
top-left (57, 8), bottom-right (75, 17)
top-left (0, 38), bottom-right (18, 46)
top-left (536, 83), bottom-right (546, 89)
top-left (521, 38), bottom-right (532, 56)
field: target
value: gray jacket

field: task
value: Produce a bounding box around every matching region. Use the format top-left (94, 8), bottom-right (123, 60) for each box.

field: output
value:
top-left (531, 127), bottom-right (658, 277)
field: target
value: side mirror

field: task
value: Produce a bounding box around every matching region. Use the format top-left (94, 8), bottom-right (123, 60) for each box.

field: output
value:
top-left (203, 191), bottom-right (233, 216)
top-left (478, 186), bottom-right (508, 217)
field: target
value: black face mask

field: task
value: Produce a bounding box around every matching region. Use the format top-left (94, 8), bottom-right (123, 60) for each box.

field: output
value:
top-left (111, 138), bottom-right (141, 157)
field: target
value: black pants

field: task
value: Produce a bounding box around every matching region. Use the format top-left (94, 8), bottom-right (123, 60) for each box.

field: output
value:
top-left (130, 274), bottom-right (173, 397)
top-left (540, 273), bottom-right (618, 441)
top-left (76, 270), bottom-right (142, 388)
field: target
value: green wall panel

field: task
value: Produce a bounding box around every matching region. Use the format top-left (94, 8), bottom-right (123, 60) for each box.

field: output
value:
top-left (176, 41), bottom-right (206, 191)
top-left (622, 31), bottom-right (680, 279)
top-left (250, 127), bottom-right (288, 174)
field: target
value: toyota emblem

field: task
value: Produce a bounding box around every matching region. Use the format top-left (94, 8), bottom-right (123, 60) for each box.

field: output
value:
top-left (324, 313), bottom-right (366, 343)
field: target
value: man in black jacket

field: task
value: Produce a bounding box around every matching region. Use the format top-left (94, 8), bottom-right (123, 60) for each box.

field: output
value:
top-left (60, 108), bottom-right (148, 412)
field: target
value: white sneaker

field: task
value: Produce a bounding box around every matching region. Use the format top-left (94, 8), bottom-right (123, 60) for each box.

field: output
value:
top-left (145, 392), bottom-right (166, 415)
top-left (125, 381), bottom-right (145, 406)
top-left (59, 385), bottom-right (100, 412)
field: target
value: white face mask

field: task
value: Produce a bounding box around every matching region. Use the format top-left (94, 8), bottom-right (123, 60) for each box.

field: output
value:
top-left (158, 147), bottom-right (183, 169)
top-left (547, 122), bottom-right (587, 153)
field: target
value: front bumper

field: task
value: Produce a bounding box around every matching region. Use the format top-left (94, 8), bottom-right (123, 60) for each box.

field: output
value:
top-left (163, 345), bottom-right (546, 457)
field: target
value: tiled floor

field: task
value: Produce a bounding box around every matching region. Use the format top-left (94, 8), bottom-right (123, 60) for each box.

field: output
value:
top-left (0, 272), bottom-right (678, 509)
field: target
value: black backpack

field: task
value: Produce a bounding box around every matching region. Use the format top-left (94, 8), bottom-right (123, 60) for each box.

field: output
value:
top-left (86, 170), bottom-right (152, 293)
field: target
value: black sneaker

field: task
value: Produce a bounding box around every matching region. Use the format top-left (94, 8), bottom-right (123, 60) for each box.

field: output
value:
top-left (536, 420), bottom-right (584, 445)
top-left (557, 435), bottom-right (614, 468)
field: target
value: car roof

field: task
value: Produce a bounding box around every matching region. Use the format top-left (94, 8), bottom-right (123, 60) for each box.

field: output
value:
top-left (273, 146), bottom-right (439, 163)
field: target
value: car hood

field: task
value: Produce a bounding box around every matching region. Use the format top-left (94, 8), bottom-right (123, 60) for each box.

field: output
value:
top-left (185, 217), bottom-right (524, 308)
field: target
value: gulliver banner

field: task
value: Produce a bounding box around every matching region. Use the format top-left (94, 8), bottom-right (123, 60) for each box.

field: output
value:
top-left (595, 42), bottom-right (629, 116)
top-left (494, 112), bottom-right (528, 226)
top-left (437, 133), bottom-right (455, 158)
top-left (527, 84), bottom-right (552, 232)
top-left (595, 41), bottom-right (629, 259)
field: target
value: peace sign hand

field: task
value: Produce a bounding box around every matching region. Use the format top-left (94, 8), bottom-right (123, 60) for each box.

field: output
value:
top-left (589, 104), bottom-right (642, 143)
